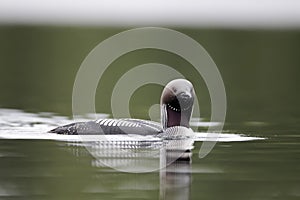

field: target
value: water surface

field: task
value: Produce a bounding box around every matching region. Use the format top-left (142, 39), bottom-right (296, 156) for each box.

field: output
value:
top-left (0, 108), bottom-right (299, 200)
top-left (0, 26), bottom-right (299, 199)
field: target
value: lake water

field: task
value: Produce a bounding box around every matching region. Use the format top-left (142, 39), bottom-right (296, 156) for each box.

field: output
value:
top-left (0, 26), bottom-right (299, 199)
top-left (0, 108), bottom-right (298, 200)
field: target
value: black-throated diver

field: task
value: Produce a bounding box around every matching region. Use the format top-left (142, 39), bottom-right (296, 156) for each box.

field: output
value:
top-left (49, 79), bottom-right (195, 138)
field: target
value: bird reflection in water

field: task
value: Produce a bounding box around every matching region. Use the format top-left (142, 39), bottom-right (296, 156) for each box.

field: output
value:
top-left (67, 138), bottom-right (194, 200)
top-left (159, 142), bottom-right (192, 200)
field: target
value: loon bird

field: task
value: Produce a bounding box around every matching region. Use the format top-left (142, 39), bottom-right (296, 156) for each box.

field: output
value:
top-left (49, 79), bottom-right (195, 138)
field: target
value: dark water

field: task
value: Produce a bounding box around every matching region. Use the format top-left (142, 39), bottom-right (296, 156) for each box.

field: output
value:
top-left (0, 26), bottom-right (299, 199)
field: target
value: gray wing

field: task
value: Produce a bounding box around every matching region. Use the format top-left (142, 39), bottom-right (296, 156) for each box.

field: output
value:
top-left (49, 118), bottom-right (163, 135)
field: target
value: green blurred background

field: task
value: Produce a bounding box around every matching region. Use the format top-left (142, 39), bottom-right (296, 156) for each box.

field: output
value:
top-left (0, 26), bottom-right (299, 126)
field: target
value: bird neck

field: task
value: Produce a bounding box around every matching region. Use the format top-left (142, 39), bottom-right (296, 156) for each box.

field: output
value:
top-left (161, 104), bottom-right (191, 130)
